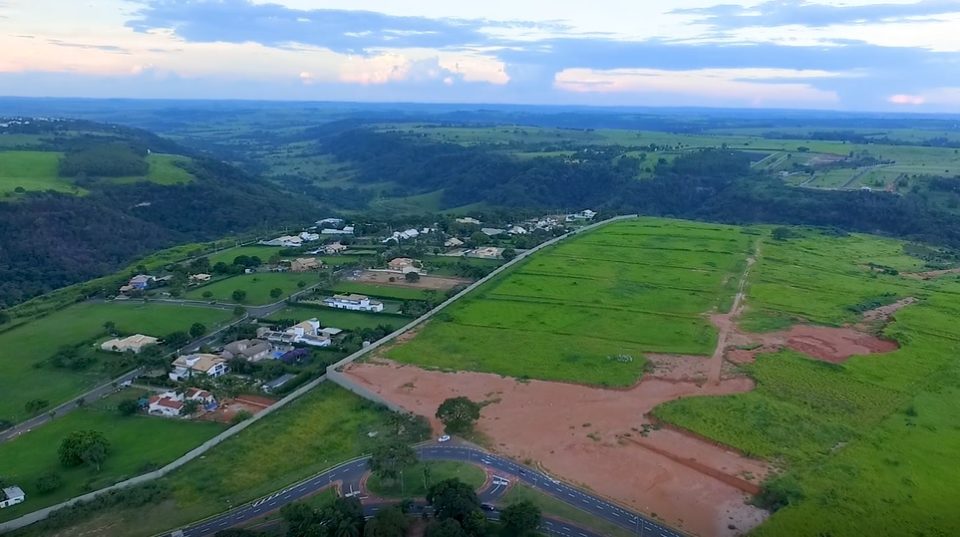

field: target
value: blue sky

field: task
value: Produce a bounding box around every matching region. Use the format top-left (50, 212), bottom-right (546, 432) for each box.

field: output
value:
top-left (1, 0), bottom-right (959, 111)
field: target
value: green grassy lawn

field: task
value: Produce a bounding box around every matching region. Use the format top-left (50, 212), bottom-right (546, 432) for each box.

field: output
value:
top-left (0, 150), bottom-right (84, 195)
top-left (14, 383), bottom-right (427, 537)
top-left (366, 461), bottom-right (485, 499)
top-left (265, 306), bottom-right (405, 332)
top-left (0, 390), bottom-right (225, 522)
top-left (185, 272), bottom-right (322, 305)
top-left (106, 154), bottom-right (194, 185)
top-left (652, 226), bottom-right (960, 536)
top-left (331, 281), bottom-right (436, 301)
top-left (0, 302), bottom-right (233, 423)
top-left (502, 486), bottom-right (635, 537)
top-left (386, 217), bottom-right (752, 386)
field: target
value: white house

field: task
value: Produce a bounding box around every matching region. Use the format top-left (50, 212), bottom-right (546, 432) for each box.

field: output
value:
top-left (257, 318), bottom-right (333, 347)
top-left (456, 217), bottom-right (481, 225)
top-left (324, 242), bottom-right (348, 255)
top-left (0, 486), bottom-right (25, 509)
top-left (169, 353), bottom-right (228, 381)
top-left (148, 392), bottom-right (184, 417)
top-left (323, 294), bottom-right (384, 313)
top-left (299, 232), bottom-right (320, 242)
top-left (508, 226), bottom-right (528, 235)
top-left (100, 334), bottom-right (159, 354)
top-left (189, 273), bottom-right (212, 283)
top-left (260, 235), bottom-right (303, 247)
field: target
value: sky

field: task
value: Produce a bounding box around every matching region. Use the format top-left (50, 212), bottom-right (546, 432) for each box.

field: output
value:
top-left (1, 0), bottom-right (960, 112)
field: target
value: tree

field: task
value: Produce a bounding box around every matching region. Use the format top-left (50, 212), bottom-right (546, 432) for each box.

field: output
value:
top-left (34, 472), bottom-right (63, 494)
top-left (297, 280), bottom-right (307, 288)
top-left (427, 478), bottom-right (481, 523)
top-left (404, 271), bottom-right (421, 283)
top-left (117, 399), bottom-right (140, 416)
top-left (0, 311), bottom-right (9, 325)
top-left (232, 289), bottom-right (247, 302)
top-left (771, 227), bottom-right (795, 241)
top-left (58, 430), bottom-right (110, 471)
top-left (436, 397), bottom-right (482, 435)
top-left (163, 331), bottom-right (190, 348)
top-left (281, 502), bottom-right (320, 537)
top-left (202, 290), bottom-right (214, 299)
top-left (182, 399), bottom-right (201, 416)
top-left (189, 322), bottom-right (207, 338)
top-left (369, 441), bottom-right (418, 484)
top-left (425, 519), bottom-right (468, 537)
top-left (499, 500), bottom-right (541, 537)
top-left (233, 305), bottom-right (246, 317)
top-left (215, 529), bottom-right (266, 537)
top-left (364, 506), bottom-right (408, 537)
top-left (103, 320), bottom-right (117, 334)
top-left (270, 287), bottom-right (284, 299)
top-left (501, 248), bottom-right (517, 261)
top-left (24, 399), bottom-right (50, 414)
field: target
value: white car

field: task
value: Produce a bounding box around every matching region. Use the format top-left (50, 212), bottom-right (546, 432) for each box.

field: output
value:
top-left (437, 435), bottom-right (451, 443)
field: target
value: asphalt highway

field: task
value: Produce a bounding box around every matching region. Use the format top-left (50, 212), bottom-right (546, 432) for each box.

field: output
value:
top-left (173, 443), bottom-right (683, 537)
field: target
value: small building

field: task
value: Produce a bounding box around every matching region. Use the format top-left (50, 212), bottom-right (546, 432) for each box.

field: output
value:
top-left (258, 318), bottom-right (334, 347)
top-left (290, 257), bottom-right (322, 272)
top-left (299, 232), bottom-right (320, 242)
top-left (472, 246), bottom-right (505, 259)
top-left (221, 339), bottom-right (273, 362)
top-left (481, 228), bottom-right (506, 237)
top-left (324, 242), bottom-right (348, 255)
top-left (387, 257), bottom-right (423, 274)
top-left (169, 353), bottom-right (228, 381)
top-left (184, 387), bottom-right (217, 408)
top-left (128, 274), bottom-right (154, 290)
top-left (260, 235), bottom-right (303, 247)
top-left (508, 225), bottom-right (528, 235)
top-left (323, 294), bottom-right (384, 313)
top-left (456, 217), bottom-right (481, 225)
top-left (0, 486), bottom-right (26, 509)
top-left (189, 273), bottom-right (211, 283)
top-left (316, 217), bottom-right (344, 227)
top-left (148, 392), bottom-right (184, 417)
top-left (262, 373), bottom-right (297, 393)
top-left (100, 334), bottom-right (159, 354)
top-left (445, 237), bottom-right (465, 248)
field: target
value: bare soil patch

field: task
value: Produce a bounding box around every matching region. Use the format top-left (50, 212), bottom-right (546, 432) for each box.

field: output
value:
top-left (200, 394), bottom-right (276, 423)
top-left (354, 270), bottom-right (472, 291)
top-left (859, 297), bottom-right (917, 325)
top-left (344, 360), bottom-right (769, 536)
top-left (902, 267), bottom-right (960, 280)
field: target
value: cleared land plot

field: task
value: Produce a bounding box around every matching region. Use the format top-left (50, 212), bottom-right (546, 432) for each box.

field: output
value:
top-left (386, 218), bottom-right (751, 386)
top-left (185, 272), bottom-right (322, 305)
top-left (654, 228), bottom-right (960, 536)
top-left (351, 270), bottom-right (470, 291)
top-left (14, 384), bottom-right (425, 537)
top-left (0, 390), bottom-right (225, 522)
top-left (265, 305), bottom-right (404, 332)
top-left (331, 281), bottom-right (437, 301)
top-left (0, 150), bottom-right (82, 195)
top-left (0, 302), bottom-right (233, 423)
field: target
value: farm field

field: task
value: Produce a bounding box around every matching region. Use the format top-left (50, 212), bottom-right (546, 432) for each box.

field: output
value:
top-left (0, 390), bottom-right (225, 522)
top-left (0, 302), bottom-right (234, 423)
top-left (13, 383), bottom-right (428, 537)
top-left (652, 227), bottom-right (960, 536)
top-left (0, 150), bottom-right (82, 195)
top-left (265, 305), bottom-right (406, 332)
top-left (365, 460), bottom-right (485, 499)
top-left (386, 217), bottom-right (752, 386)
top-left (185, 272), bottom-right (322, 305)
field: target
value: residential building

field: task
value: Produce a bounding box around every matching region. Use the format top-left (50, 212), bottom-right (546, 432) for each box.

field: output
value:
top-left (257, 318), bottom-right (334, 347)
top-left (221, 339), bottom-right (273, 362)
top-left (472, 247), bottom-right (505, 259)
top-left (481, 228), bottom-right (506, 237)
top-left (129, 274), bottom-right (154, 290)
top-left (100, 334), bottom-right (159, 354)
top-left (508, 225), bottom-right (528, 235)
top-left (260, 235), bottom-right (303, 247)
top-left (566, 209), bottom-right (597, 221)
top-left (0, 486), bottom-right (26, 509)
top-left (290, 257), bottom-right (322, 272)
top-left (262, 373), bottom-right (297, 393)
top-left (324, 242), bottom-right (348, 255)
top-left (445, 237), bottom-right (465, 248)
top-left (189, 273), bottom-right (211, 283)
top-left (169, 353), bottom-right (228, 381)
top-left (184, 387), bottom-right (217, 407)
top-left (147, 392), bottom-right (184, 417)
top-left (316, 217), bottom-right (344, 227)
top-left (323, 293), bottom-right (384, 312)
top-left (278, 349), bottom-right (309, 364)
top-left (387, 257), bottom-right (423, 274)
top-left (456, 217), bottom-right (481, 225)
top-left (299, 231), bottom-right (320, 242)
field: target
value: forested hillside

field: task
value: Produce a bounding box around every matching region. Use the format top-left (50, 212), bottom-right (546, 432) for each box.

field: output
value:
top-left (0, 119), bottom-right (319, 308)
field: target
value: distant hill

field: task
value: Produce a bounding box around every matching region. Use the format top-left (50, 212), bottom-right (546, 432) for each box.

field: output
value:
top-left (0, 118), bottom-right (319, 308)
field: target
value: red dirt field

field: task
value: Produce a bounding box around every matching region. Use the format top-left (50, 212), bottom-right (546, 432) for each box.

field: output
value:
top-left (352, 270), bottom-right (472, 291)
top-left (200, 394), bottom-right (275, 423)
top-left (755, 325), bottom-right (898, 363)
top-left (344, 359), bottom-right (770, 537)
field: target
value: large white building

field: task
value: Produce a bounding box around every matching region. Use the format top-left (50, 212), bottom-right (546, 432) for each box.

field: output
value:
top-left (257, 318), bottom-right (334, 347)
top-left (100, 334), bottom-right (159, 354)
top-left (169, 353), bottom-right (228, 381)
top-left (323, 294), bottom-right (384, 313)
top-left (0, 486), bottom-right (25, 509)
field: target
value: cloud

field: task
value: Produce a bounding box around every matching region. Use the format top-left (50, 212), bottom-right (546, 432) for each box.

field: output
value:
top-left (675, 0), bottom-right (960, 29)
top-left (47, 39), bottom-right (130, 54)
top-left (554, 67), bottom-right (841, 107)
top-left (889, 87), bottom-right (960, 105)
top-left (127, 0), bottom-right (559, 54)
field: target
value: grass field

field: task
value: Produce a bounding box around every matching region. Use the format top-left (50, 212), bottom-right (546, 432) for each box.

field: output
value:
top-left (185, 272), bottom-right (322, 305)
top-left (386, 217), bottom-right (752, 386)
top-left (106, 154), bottom-right (195, 185)
top-left (652, 226), bottom-right (960, 536)
top-left (502, 486), bottom-right (635, 537)
top-left (0, 390), bottom-right (225, 522)
top-left (331, 281), bottom-right (436, 301)
top-left (365, 461), bottom-right (485, 499)
top-left (0, 302), bottom-right (233, 423)
top-left (0, 150), bottom-right (82, 195)
top-left (206, 245), bottom-right (286, 266)
top-left (13, 383), bottom-right (426, 537)
top-left (265, 306), bottom-right (405, 332)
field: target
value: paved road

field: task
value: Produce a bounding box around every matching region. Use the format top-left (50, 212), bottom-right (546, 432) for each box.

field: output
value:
top-left (172, 443), bottom-right (682, 537)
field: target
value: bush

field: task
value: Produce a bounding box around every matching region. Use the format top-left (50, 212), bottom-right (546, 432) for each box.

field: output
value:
top-left (231, 410), bottom-right (253, 425)
top-left (35, 473), bottom-right (64, 494)
top-left (117, 399), bottom-right (140, 416)
top-left (754, 474), bottom-right (805, 512)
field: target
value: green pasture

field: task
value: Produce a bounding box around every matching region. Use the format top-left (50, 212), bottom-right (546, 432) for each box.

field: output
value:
top-left (185, 272), bottom-right (321, 305)
top-left (0, 150), bottom-right (82, 195)
top-left (106, 154), bottom-right (195, 185)
top-left (330, 281), bottom-right (436, 301)
top-left (0, 302), bottom-right (232, 423)
top-left (366, 460), bottom-right (485, 499)
top-left (265, 305), bottom-right (404, 332)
